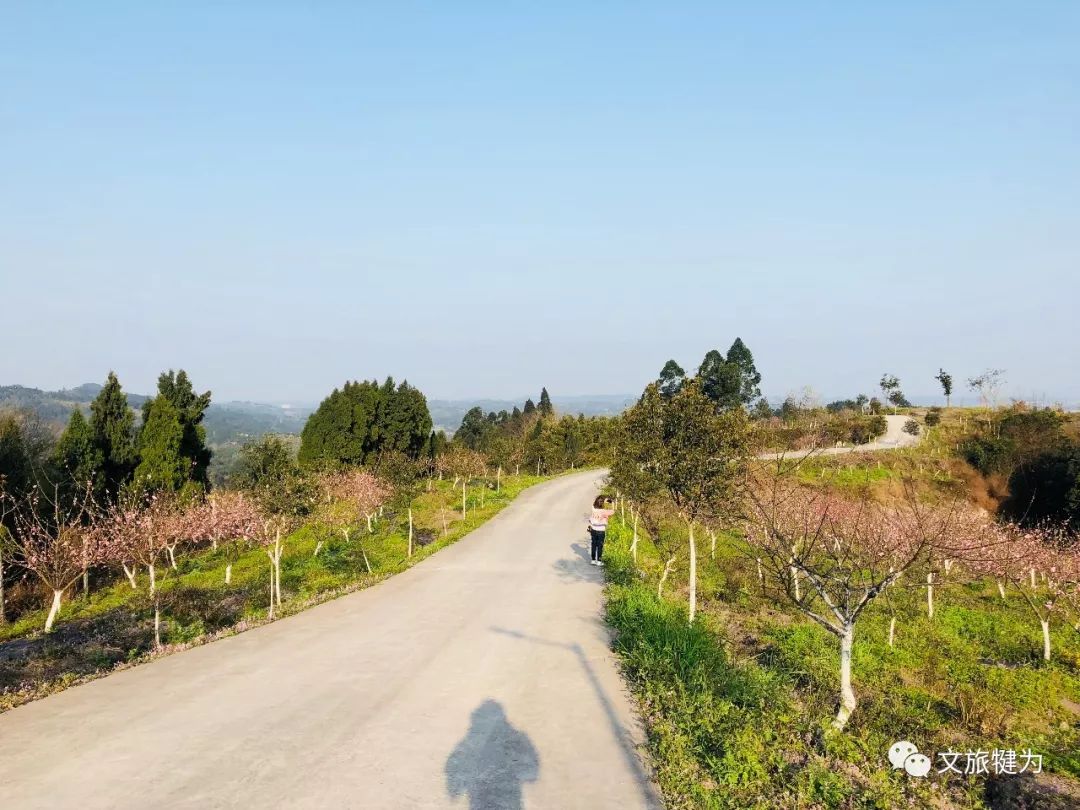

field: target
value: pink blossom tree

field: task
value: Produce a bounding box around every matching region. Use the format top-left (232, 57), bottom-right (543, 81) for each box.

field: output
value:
top-left (10, 482), bottom-right (106, 633)
top-left (98, 493), bottom-right (179, 649)
top-left (967, 523), bottom-right (1080, 661)
top-left (191, 490), bottom-right (262, 584)
top-left (320, 470), bottom-right (392, 573)
top-left (742, 476), bottom-right (990, 730)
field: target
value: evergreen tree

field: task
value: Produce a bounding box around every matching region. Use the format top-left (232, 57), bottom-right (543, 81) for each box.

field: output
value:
top-left (143, 370), bottom-right (212, 487)
top-left (538, 387), bottom-right (554, 416)
top-left (133, 397), bottom-right (185, 493)
top-left (522, 399), bottom-right (537, 416)
top-left (54, 410), bottom-right (105, 497)
top-left (299, 378), bottom-right (433, 467)
top-left (89, 372), bottom-right (137, 498)
top-left (456, 407), bottom-right (490, 451)
top-left (696, 351), bottom-right (727, 403)
top-left (724, 338), bottom-right (762, 406)
top-left (657, 360), bottom-right (686, 400)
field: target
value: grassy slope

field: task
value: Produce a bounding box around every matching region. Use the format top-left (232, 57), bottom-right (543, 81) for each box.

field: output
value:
top-left (602, 514), bottom-right (1080, 809)
top-left (0, 474), bottom-right (548, 712)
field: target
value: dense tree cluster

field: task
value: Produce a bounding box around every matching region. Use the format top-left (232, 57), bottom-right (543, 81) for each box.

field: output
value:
top-left (655, 337), bottom-right (762, 410)
top-left (450, 389), bottom-right (614, 475)
top-left (298, 378), bottom-right (433, 468)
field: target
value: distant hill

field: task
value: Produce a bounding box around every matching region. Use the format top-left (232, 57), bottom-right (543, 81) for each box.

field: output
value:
top-left (0, 384), bottom-right (311, 443)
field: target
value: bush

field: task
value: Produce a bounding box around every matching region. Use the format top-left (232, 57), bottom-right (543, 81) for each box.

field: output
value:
top-left (925, 408), bottom-right (942, 427)
top-left (903, 418), bottom-right (921, 436)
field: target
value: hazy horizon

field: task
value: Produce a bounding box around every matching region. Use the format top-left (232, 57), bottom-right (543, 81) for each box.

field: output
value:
top-left (3, 5), bottom-right (1077, 404)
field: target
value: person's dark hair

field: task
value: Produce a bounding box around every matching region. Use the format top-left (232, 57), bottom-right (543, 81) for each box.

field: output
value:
top-left (593, 496), bottom-right (606, 509)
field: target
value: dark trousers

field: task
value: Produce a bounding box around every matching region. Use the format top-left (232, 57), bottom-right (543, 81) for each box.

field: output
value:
top-left (589, 529), bottom-right (606, 561)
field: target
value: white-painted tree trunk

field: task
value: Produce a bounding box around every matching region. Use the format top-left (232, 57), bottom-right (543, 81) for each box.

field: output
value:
top-left (792, 566), bottom-right (801, 602)
top-left (44, 588), bottom-right (63, 633)
top-left (658, 556), bottom-right (676, 598)
top-left (462, 483), bottom-right (467, 519)
top-left (441, 508), bottom-right (448, 536)
top-left (756, 558), bottom-right (764, 593)
top-left (122, 563), bottom-right (138, 589)
top-left (833, 625), bottom-right (857, 730)
top-left (167, 545), bottom-right (177, 570)
top-left (496, 466), bottom-right (501, 493)
top-left (888, 617), bottom-right (896, 648)
top-left (366, 513), bottom-right (373, 533)
top-left (688, 525), bottom-right (697, 625)
top-left (225, 563), bottom-right (233, 585)
top-left (148, 563), bottom-right (161, 649)
top-left (997, 581), bottom-right (1006, 599)
top-left (709, 529), bottom-right (716, 560)
top-left (1030, 568), bottom-right (1037, 589)
top-left (631, 512), bottom-right (639, 564)
top-left (408, 508), bottom-right (414, 557)
top-left (926, 573), bottom-right (934, 619)
top-left (313, 541), bottom-right (323, 557)
top-left (1041, 619), bottom-right (1051, 661)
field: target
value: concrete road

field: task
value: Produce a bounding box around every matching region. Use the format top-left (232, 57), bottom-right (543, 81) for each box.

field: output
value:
top-left (0, 471), bottom-right (661, 810)
top-left (757, 414), bottom-right (921, 461)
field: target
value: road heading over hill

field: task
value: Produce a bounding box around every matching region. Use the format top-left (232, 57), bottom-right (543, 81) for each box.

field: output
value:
top-left (0, 471), bottom-right (660, 810)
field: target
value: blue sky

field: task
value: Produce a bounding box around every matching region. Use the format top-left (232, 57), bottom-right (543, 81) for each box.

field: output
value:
top-left (2, 3), bottom-right (1077, 405)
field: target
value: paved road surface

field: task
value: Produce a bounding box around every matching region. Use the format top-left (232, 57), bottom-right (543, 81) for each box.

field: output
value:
top-left (0, 471), bottom-right (661, 810)
top-left (757, 413), bottom-right (921, 461)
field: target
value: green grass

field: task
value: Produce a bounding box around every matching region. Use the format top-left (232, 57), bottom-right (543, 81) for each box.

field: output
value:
top-left (601, 514), bottom-right (1080, 809)
top-left (0, 473), bottom-right (550, 711)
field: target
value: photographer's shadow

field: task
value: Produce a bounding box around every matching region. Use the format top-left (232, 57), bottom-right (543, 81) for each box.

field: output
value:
top-left (445, 700), bottom-right (539, 810)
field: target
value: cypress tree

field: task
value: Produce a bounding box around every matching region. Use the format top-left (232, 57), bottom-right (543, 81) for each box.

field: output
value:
top-left (133, 396), bottom-right (185, 493)
top-left (143, 370), bottom-right (212, 487)
top-left (89, 372), bottom-right (137, 498)
top-left (522, 399), bottom-right (536, 416)
top-left (538, 387), bottom-right (554, 416)
top-left (54, 410), bottom-right (105, 497)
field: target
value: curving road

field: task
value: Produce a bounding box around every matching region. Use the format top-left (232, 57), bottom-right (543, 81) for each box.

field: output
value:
top-left (0, 471), bottom-right (661, 809)
top-left (757, 413), bottom-right (921, 461)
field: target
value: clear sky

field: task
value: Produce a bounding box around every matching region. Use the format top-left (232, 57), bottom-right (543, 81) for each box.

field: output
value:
top-left (2, 3), bottom-right (1077, 405)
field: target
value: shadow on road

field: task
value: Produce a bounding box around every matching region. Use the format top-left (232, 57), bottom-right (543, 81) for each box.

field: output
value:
top-left (490, 627), bottom-right (661, 808)
top-left (445, 699), bottom-right (539, 810)
top-left (551, 540), bottom-right (603, 584)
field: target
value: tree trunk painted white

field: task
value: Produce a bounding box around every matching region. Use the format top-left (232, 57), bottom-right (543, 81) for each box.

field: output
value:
top-left (44, 588), bottom-right (63, 633)
top-left (658, 556), bottom-right (676, 598)
top-left (709, 529), bottom-right (716, 560)
top-left (148, 563), bottom-right (157, 596)
top-left (441, 508), bottom-right (448, 536)
top-left (536, 458), bottom-right (540, 476)
top-left (366, 513), bottom-right (373, 533)
top-left (943, 559), bottom-right (953, 577)
top-left (1030, 567), bottom-right (1037, 589)
top-left (313, 541), bottom-right (323, 557)
top-left (1041, 619), bottom-right (1051, 661)
top-left (756, 558), bottom-right (764, 593)
top-left (462, 483), bottom-right (467, 519)
top-left (688, 524), bottom-right (697, 625)
top-left (792, 566), bottom-right (801, 602)
top-left (997, 580), bottom-right (1006, 599)
top-left (833, 625), bottom-right (857, 730)
top-left (515, 464), bottom-right (520, 476)
top-left (408, 508), bottom-right (414, 557)
top-left (274, 532), bottom-right (283, 607)
top-left (83, 568), bottom-right (89, 595)
top-left (267, 553), bottom-right (275, 620)
top-left (631, 512), bottom-right (639, 564)
top-left (167, 545), bottom-right (177, 570)
top-left (496, 466), bottom-right (501, 493)
top-left (225, 563), bottom-right (233, 585)
top-left (153, 600), bottom-right (161, 650)
top-left (926, 573), bottom-right (934, 619)
top-left (888, 616), bottom-right (896, 648)
top-left (122, 563), bottom-right (138, 589)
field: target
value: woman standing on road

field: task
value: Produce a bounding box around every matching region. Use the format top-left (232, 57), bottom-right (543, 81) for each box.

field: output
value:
top-left (587, 496), bottom-right (615, 566)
